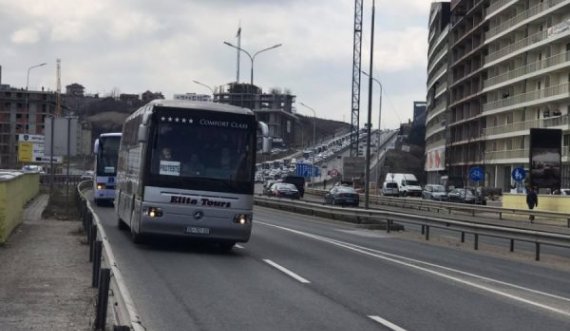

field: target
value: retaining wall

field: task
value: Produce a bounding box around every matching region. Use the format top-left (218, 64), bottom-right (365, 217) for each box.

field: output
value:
top-left (502, 193), bottom-right (570, 213)
top-left (0, 172), bottom-right (40, 244)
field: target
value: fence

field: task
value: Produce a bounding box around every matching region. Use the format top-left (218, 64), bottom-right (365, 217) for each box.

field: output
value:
top-left (75, 181), bottom-right (144, 331)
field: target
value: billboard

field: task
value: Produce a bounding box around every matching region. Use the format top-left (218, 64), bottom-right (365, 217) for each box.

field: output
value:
top-left (17, 134), bottom-right (45, 163)
top-left (529, 128), bottom-right (562, 191)
top-left (425, 147), bottom-right (445, 171)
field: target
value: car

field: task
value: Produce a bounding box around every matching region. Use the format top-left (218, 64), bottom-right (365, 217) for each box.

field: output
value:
top-left (324, 186), bottom-right (360, 207)
top-left (21, 165), bottom-right (43, 173)
top-left (382, 181), bottom-right (399, 197)
top-left (422, 184), bottom-right (448, 201)
top-left (282, 175), bottom-right (306, 198)
top-left (447, 188), bottom-right (480, 204)
top-left (268, 182), bottom-right (300, 199)
top-left (263, 180), bottom-right (278, 196)
top-left (80, 170), bottom-right (94, 180)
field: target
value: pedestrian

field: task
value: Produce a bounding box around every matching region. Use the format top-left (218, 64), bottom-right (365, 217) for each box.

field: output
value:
top-left (526, 186), bottom-right (538, 222)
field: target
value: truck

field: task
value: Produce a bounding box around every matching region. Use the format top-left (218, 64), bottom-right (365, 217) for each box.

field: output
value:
top-left (385, 173), bottom-right (422, 197)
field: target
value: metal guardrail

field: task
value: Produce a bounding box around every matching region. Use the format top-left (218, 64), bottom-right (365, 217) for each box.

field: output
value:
top-left (305, 188), bottom-right (570, 228)
top-left (76, 181), bottom-right (144, 331)
top-left (254, 195), bottom-right (570, 261)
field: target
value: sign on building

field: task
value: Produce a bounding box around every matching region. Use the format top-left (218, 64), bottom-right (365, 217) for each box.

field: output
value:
top-left (17, 134), bottom-right (45, 163)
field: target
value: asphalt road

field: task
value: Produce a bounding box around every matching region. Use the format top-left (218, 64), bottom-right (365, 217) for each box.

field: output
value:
top-left (89, 193), bottom-right (570, 331)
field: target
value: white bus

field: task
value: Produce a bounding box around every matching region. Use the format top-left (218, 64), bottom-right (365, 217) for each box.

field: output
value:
top-left (115, 100), bottom-right (270, 249)
top-left (93, 132), bottom-right (122, 206)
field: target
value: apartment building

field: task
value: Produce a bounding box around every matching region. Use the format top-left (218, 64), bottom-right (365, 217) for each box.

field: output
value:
top-left (440, 0), bottom-right (570, 190)
top-left (215, 83), bottom-right (298, 147)
top-left (0, 86), bottom-right (57, 167)
top-left (482, 0), bottom-right (570, 189)
top-left (425, 2), bottom-right (452, 184)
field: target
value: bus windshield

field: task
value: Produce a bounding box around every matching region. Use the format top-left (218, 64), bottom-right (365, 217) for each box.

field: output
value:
top-left (147, 109), bottom-right (256, 193)
top-left (96, 136), bottom-right (120, 176)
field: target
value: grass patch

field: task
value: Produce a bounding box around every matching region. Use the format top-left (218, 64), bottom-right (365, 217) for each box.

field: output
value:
top-left (42, 186), bottom-right (80, 220)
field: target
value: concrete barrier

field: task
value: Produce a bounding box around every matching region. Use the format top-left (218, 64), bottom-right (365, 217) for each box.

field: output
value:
top-left (0, 172), bottom-right (40, 244)
top-left (503, 193), bottom-right (570, 213)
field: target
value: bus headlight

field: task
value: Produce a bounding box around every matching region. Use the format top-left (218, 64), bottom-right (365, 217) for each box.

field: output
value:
top-left (96, 183), bottom-right (106, 190)
top-left (233, 214), bottom-right (252, 225)
top-left (145, 207), bottom-right (163, 218)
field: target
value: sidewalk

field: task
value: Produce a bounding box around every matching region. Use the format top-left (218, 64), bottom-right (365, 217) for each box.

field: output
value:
top-left (0, 194), bottom-right (95, 330)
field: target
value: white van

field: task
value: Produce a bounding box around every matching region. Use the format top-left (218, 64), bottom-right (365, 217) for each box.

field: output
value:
top-left (386, 173), bottom-right (422, 197)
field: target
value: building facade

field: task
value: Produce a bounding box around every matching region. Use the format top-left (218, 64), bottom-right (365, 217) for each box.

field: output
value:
top-left (0, 86), bottom-right (57, 167)
top-left (425, 2), bottom-right (451, 184)
top-left (431, 0), bottom-right (570, 190)
top-left (214, 83), bottom-right (298, 147)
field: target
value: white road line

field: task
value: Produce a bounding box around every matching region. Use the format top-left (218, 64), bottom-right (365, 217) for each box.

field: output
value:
top-left (256, 220), bottom-right (570, 317)
top-left (369, 316), bottom-right (407, 331)
top-left (263, 259), bottom-right (311, 284)
top-left (235, 244), bottom-right (245, 249)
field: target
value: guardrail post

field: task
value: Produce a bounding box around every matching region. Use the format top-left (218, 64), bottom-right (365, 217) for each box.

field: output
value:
top-left (461, 232), bottom-right (465, 243)
top-left (499, 212), bottom-right (502, 220)
top-left (92, 240), bottom-right (103, 288)
top-left (535, 243), bottom-right (540, 261)
top-left (386, 220), bottom-right (391, 233)
top-left (510, 239), bottom-right (514, 252)
top-left (567, 218), bottom-right (570, 228)
top-left (421, 225), bottom-right (425, 235)
top-left (425, 226), bottom-right (430, 241)
top-left (89, 224), bottom-right (97, 262)
top-left (474, 234), bottom-right (479, 250)
top-left (94, 268), bottom-right (111, 331)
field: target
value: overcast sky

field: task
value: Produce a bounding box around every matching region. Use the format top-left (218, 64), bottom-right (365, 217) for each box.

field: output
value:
top-left (0, 0), bottom-right (432, 129)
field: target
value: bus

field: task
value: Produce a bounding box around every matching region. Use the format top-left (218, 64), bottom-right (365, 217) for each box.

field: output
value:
top-left (115, 100), bottom-right (270, 249)
top-left (93, 132), bottom-right (122, 206)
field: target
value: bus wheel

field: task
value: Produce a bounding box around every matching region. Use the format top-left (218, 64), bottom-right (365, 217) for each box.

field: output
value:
top-left (130, 223), bottom-right (144, 244)
top-left (117, 216), bottom-right (128, 231)
top-left (218, 241), bottom-right (235, 252)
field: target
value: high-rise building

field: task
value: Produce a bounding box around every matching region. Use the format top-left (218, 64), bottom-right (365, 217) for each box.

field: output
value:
top-left (425, 2), bottom-right (451, 183)
top-left (481, 0), bottom-right (570, 189)
top-left (439, 0), bottom-right (570, 190)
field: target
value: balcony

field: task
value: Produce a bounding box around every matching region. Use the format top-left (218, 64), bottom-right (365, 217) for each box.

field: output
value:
top-left (487, 0), bottom-right (516, 18)
top-left (426, 122), bottom-right (446, 138)
top-left (483, 83), bottom-right (570, 113)
top-left (426, 101), bottom-right (447, 124)
top-left (485, 148), bottom-right (528, 161)
top-left (485, 30), bottom-right (548, 64)
top-left (426, 138), bottom-right (446, 152)
top-left (428, 46), bottom-right (448, 75)
top-left (427, 66), bottom-right (447, 90)
top-left (482, 115), bottom-right (569, 137)
top-left (484, 51), bottom-right (570, 89)
top-left (486, 0), bottom-right (569, 41)
top-left (486, 18), bottom-right (570, 65)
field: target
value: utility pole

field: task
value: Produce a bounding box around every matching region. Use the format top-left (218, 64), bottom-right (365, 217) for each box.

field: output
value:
top-left (364, 0), bottom-right (376, 209)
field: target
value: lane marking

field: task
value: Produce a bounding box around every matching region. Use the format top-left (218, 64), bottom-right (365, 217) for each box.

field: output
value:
top-left (256, 220), bottom-right (570, 317)
top-left (235, 244), bottom-right (245, 249)
top-left (263, 259), bottom-right (311, 284)
top-left (369, 316), bottom-right (407, 331)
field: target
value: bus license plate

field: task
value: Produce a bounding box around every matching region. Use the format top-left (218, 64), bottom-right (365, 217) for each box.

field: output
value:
top-left (186, 226), bottom-right (210, 235)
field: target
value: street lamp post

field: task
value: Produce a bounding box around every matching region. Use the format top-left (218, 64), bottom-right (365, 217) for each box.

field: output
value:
top-left (223, 42), bottom-right (282, 88)
top-left (362, 70), bottom-right (383, 193)
top-left (192, 80), bottom-right (215, 99)
top-left (26, 62), bottom-right (47, 90)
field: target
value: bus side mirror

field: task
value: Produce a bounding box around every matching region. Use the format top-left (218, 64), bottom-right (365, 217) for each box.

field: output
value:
top-left (93, 139), bottom-right (100, 154)
top-left (263, 137), bottom-right (272, 154)
top-left (257, 121), bottom-right (271, 154)
top-left (137, 124), bottom-right (148, 143)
